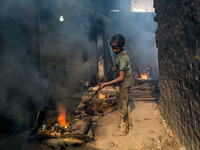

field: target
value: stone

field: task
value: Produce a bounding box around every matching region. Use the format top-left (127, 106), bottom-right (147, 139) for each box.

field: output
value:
top-left (159, 135), bottom-right (167, 144)
top-left (169, 132), bottom-right (174, 137)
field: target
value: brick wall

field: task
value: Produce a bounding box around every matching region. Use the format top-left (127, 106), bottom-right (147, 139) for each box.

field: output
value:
top-left (154, 0), bottom-right (200, 149)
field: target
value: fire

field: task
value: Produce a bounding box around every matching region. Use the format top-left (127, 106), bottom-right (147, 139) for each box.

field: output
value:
top-left (141, 74), bottom-right (148, 79)
top-left (98, 92), bottom-right (106, 98)
top-left (57, 106), bottom-right (69, 126)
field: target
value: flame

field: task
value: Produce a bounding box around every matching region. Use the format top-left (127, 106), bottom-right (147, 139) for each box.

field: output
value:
top-left (98, 92), bottom-right (106, 98)
top-left (141, 74), bottom-right (148, 79)
top-left (57, 106), bottom-right (69, 126)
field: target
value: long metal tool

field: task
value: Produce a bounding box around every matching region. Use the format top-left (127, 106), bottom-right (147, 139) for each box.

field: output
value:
top-left (92, 82), bottom-right (156, 121)
top-left (75, 70), bottom-right (115, 114)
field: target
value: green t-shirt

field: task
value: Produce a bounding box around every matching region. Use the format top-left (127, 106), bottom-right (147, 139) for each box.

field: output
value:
top-left (116, 50), bottom-right (134, 88)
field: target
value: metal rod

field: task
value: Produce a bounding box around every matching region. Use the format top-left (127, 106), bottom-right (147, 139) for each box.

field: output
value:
top-left (76, 70), bottom-right (115, 114)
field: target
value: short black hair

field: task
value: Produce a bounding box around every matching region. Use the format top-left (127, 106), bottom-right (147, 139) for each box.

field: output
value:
top-left (110, 34), bottom-right (125, 47)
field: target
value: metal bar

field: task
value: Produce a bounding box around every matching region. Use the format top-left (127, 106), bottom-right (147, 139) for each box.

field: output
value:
top-left (137, 66), bottom-right (141, 78)
top-left (107, 39), bottom-right (116, 67)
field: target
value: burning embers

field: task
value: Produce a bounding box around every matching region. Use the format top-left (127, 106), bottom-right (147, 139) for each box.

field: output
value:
top-left (57, 106), bottom-right (69, 127)
top-left (135, 66), bottom-right (155, 81)
top-left (134, 66), bottom-right (159, 85)
top-left (141, 74), bottom-right (148, 79)
top-left (98, 91), bottom-right (107, 98)
top-left (27, 105), bottom-right (93, 148)
top-left (140, 67), bottom-right (151, 80)
top-left (27, 86), bottom-right (119, 149)
top-left (75, 86), bottom-right (119, 116)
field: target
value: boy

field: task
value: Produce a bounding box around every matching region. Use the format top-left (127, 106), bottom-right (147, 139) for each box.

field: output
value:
top-left (100, 34), bottom-right (134, 136)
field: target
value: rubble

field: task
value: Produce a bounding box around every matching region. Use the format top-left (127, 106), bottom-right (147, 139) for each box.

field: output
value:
top-left (159, 135), bottom-right (167, 144)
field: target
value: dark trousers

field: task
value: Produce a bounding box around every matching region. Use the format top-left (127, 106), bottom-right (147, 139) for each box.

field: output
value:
top-left (118, 86), bottom-right (132, 133)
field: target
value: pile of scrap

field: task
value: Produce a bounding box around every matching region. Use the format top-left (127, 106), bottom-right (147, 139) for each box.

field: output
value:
top-left (37, 116), bottom-right (92, 139)
top-left (27, 108), bottom-right (93, 148)
top-left (27, 86), bottom-right (119, 148)
top-left (75, 86), bottom-right (119, 115)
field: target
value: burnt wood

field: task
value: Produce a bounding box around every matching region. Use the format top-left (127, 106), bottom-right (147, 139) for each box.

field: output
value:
top-left (36, 116), bottom-right (92, 138)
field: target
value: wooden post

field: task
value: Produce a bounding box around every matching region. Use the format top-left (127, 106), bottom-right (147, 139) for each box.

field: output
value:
top-left (97, 33), bottom-right (104, 78)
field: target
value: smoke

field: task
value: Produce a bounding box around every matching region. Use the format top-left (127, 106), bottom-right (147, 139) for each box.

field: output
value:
top-left (106, 11), bottom-right (158, 68)
top-left (39, 0), bottom-right (98, 109)
top-left (0, 0), bottom-right (101, 133)
top-left (0, 0), bottom-right (52, 133)
top-left (134, 30), bottom-right (156, 65)
top-left (0, 0), bottom-right (158, 133)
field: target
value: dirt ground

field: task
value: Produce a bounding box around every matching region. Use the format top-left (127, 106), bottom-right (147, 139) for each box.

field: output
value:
top-left (81, 101), bottom-right (183, 150)
top-left (0, 86), bottom-right (186, 150)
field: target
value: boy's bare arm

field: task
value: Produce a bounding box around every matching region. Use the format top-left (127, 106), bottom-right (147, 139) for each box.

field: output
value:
top-left (100, 70), bottom-right (125, 89)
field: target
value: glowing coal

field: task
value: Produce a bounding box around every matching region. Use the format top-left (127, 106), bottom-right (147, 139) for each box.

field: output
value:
top-left (141, 74), bottom-right (148, 79)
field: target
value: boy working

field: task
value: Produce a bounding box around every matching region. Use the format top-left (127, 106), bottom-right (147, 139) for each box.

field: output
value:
top-left (100, 34), bottom-right (134, 136)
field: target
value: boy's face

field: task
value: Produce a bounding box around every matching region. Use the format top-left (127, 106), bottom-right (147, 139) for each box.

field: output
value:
top-left (112, 45), bottom-right (124, 54)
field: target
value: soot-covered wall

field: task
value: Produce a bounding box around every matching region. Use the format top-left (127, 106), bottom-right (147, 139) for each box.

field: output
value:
top-left (155, 0), bottom-right (200, 149)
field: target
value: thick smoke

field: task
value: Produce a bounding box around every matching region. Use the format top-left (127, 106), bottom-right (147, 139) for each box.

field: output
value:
top-left (39, 0), bottom-right (98, 111)
top-left (0, 0), bottom-right (51, 133)
top-left (0, 0), bottom-right (98, 133)
top-left (0, 0), bottom-right (158, 133)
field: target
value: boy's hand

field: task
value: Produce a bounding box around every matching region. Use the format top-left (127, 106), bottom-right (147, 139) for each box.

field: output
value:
top-left (112, 67), bottom-right (117, 72)
top-left (100, 82), bottom-right (107, 89)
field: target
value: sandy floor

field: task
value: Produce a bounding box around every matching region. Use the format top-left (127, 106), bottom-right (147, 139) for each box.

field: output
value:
top-left (75, 101), bottom-right (184, 150)
top-left (0, 87), bottom-right (185, 150)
